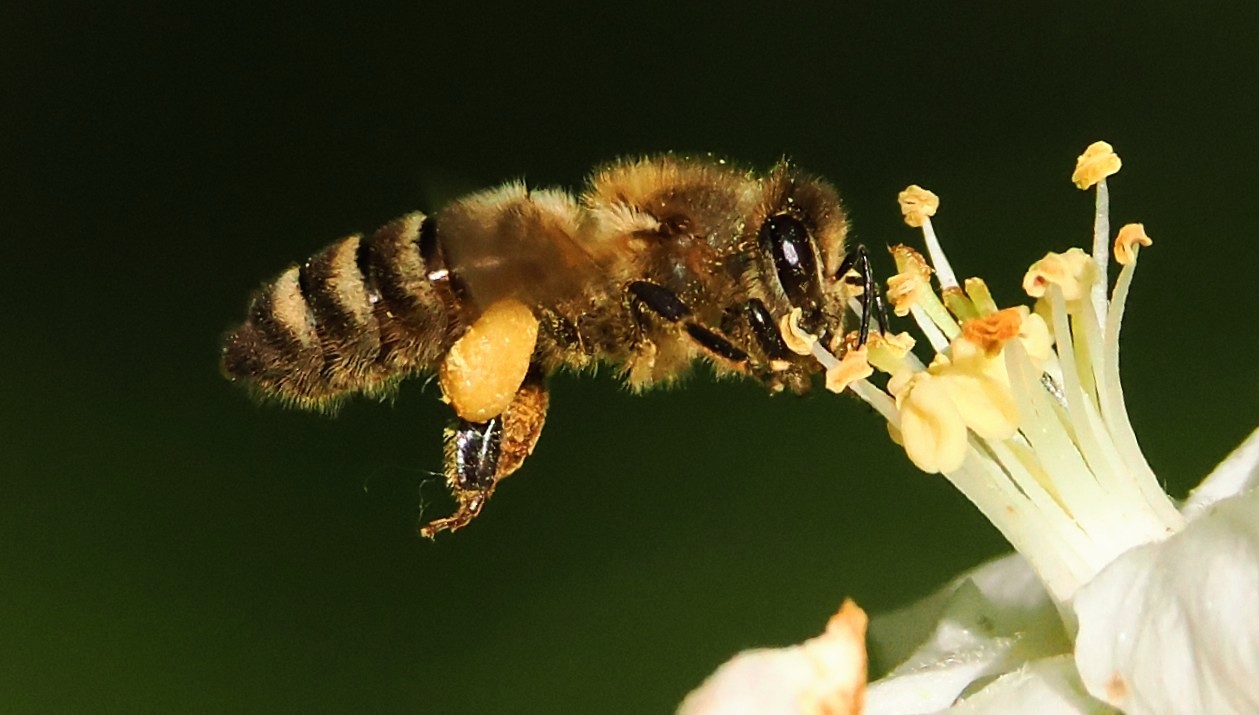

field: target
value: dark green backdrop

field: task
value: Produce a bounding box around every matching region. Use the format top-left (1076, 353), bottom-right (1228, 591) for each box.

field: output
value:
top-left (4, 3), bottom-right (1257, 713)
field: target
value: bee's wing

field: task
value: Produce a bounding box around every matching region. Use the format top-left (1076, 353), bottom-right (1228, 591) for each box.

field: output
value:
top-left (438, 185), bottom-right (608, 313)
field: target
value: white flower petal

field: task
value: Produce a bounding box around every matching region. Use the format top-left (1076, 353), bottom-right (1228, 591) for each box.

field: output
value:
top-left (678, 601), bottom-right (867, 715)
top-left (939, 655), bottom-right (1110, 714)
top-left (869, 555), bottom-right (1057, 669)
top-left (1182, 426), bottom-right (1259, 519)
top-left (866, 556), bottom-right (1071, 714)
top-left (1073, 486), bottom-right (1259, 715)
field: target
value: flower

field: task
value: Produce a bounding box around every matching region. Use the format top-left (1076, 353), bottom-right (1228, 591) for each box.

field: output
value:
top-left (680, 143), bottom-right (1259, 714)
top-left (678, 601), bottom-right (869, 715)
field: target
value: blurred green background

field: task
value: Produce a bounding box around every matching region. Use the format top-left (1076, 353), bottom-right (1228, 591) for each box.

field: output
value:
top-left (4, 3), bottom-right (1258, 712)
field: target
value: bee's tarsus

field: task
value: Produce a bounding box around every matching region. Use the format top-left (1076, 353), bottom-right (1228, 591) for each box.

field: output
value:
top-left (419, 489), bottom-right (489, 539)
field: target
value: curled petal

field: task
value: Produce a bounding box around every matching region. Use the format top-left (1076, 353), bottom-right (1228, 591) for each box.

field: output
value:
top-left (1073, 487), bottom-right (1259, 715)
top-left (678, 601), bottom-right (868, 715)
top-left (934, 656), bottom-right (1108, 714)
top-left (1071, 141), bottom-right (1122, 190)
top-left (866, 555), bottom-right (1073, 714)
top-left (1183, 426), bottom-right (1259, 518)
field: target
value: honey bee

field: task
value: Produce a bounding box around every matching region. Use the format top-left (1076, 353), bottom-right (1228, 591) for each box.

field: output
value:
top-left (221, 156), bottom-right (884, 537)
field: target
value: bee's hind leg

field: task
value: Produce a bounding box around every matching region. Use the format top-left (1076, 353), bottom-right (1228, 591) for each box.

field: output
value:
top-left (419, 368), bottom-right (549, 538)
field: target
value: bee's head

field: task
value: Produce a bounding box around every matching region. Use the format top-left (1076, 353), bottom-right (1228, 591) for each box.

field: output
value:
top-left (748, 162), bottom-right (851, 350)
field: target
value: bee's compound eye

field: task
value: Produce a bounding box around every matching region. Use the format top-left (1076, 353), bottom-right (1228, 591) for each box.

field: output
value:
top-left (759, 214), bottom-right (822, 315)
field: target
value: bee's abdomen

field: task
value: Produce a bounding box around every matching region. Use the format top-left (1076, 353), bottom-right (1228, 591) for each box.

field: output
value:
top-left (221, 212), bottom-right (455, 410)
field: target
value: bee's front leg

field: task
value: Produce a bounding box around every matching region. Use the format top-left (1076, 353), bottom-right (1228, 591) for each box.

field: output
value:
top-left (834, 244), bottom-right (889, 347)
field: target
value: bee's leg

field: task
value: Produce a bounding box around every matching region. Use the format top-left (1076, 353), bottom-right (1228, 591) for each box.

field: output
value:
top-left (419, 417), bottom-right (501, 538)
top-left (419, 368), bottom-right (549, 539)
top-left (834, 244), bottom-right (889, 347)
top-left (494, 367), bottom-right (549, 479)
top-left (745, 298), bottom-right (791, 361)
top-left (627, 281), bottom-right (749, 364)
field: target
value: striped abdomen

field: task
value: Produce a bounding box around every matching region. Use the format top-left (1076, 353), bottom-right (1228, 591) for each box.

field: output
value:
top-left (221, 212), bottom-right (456, 410)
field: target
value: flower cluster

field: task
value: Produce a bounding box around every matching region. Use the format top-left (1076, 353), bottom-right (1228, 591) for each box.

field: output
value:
top-left (681, 142), bottom-right (1259, 715)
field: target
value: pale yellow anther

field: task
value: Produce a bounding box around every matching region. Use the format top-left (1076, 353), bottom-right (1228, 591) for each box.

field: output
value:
top-left (1022, 248), bottom-right (1097, 302)
top-left (1018, 311), bottom-right (1053, 363)
top-left (890, 244), bottom-right (932, 276)
top-left (866, 331), bottom-right (916, 374)
top-left (780, 308), bottom-right (817, 356)
top-left (962, 307), bottom-right (1025, 357)
top-left (1072, 141), bottom-right (1122, 189)
top-left (942, 286), bottom-right (978, 322)
top-left (887, 245), bottom-right (933, 317)
top-left (825, 347), bottom-right (874, 394)
top-left (1114, 223), bottom-right (1153, 265)
top-left (939, 366), bottom-right (1020, 442)
top-left (887, 370), bottom-right (968, 474)
top-left (963, 277), bottom-right (1000, 315)
top-left (897, 185), bottom-right (940, 228)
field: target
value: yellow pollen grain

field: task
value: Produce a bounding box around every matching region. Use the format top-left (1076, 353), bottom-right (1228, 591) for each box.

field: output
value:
top-left (1072, 140), bottom-right (1122, 189)
top-left (962, 307), bottom-right (1025, 356)
top-left (769, 358), bottom-right (793, 372)
top-left (825, 347), bottom-right (874, 394)
top-left (1114, 223), bottom-right (1153, 265)
top-left (780, 308), bottom-right (818, 356)
top-left (897, 185), bottom-right (939, 228)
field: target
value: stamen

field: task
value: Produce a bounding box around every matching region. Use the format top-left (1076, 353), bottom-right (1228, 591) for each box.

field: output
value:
top-left (898, 185), bottom-right (958, 289)
top-left (825, 347), bottom-right (874, 394)
top-left (889, 245), bottom-right (959, 347)
top-left (832, 143), bottom-right (1185, 606)
top-left (1113, 223), bottom-right (1152, 266)
top-left (1071, 141), bottom-right (1123, 190)
top-left (964, 277), bottom-right (1000, 315)
top-left (896, 185), bottom-right (939, 227)
top-left (1022, 249), bottom-right (1096, 303)
top-left (1073, 141), bottom-right (1122, 326)
top-left (865, 331), bottom-right (917, 375)
top-left (780, 308), bottom-right (818, 357)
